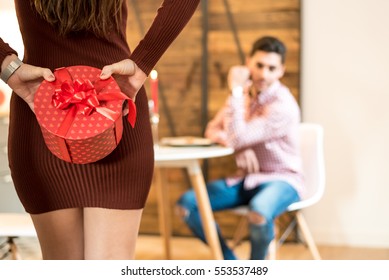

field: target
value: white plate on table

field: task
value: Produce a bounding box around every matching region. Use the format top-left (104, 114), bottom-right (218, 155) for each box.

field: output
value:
top-left (160, 136), bottom-right (214, 147)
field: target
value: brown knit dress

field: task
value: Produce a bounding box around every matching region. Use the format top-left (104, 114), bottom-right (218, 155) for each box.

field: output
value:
top-left (0, 0), bottom-right (200, 214)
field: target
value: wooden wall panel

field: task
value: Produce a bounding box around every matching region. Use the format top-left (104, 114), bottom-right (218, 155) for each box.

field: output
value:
top-left (125, 0), bottom-right (300, 241)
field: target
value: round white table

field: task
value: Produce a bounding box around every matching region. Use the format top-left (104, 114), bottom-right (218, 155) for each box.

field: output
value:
top-left (154, 145), bottom-right (234, 260)
top-left (155, 145), bottom-right (234, 162)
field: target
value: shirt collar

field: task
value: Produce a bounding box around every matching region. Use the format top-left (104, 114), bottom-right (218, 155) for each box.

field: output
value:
top-left (257, 80), bottom-right (281, 104)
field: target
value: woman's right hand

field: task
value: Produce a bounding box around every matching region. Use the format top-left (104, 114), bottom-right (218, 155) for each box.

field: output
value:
top-left (3, 55), bottom-right (55, 112)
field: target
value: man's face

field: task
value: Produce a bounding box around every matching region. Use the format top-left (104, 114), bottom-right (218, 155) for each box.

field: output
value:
top-left (246, 51), bottom-right (285, 93)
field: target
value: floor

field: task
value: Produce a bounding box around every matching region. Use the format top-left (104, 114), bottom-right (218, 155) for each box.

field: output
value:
top-left (2, 235), bottom-right (389, 260)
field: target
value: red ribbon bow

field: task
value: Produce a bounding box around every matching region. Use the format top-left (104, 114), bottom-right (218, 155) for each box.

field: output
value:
top-left (52, 67), bottom-right (136, 138)
top-left (52, 78), bottom-right (101, 116)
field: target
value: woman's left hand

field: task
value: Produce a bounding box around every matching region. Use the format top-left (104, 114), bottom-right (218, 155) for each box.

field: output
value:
top-left (100, 59), bottom-right (147, 101)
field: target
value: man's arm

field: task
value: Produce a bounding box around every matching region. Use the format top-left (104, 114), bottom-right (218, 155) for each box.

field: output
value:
top-left (204, 103), bottom-right (229, 146)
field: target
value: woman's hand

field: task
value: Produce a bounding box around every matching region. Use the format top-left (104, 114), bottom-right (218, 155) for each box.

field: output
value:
top-left (100, 59), bottom-right (147, 101)
top-left (4, 55), bottom-right (55, 112)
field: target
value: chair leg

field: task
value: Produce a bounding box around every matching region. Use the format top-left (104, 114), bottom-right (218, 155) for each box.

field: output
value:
top-left (8, 237), bottom-right (22, 260)
top-left (278, 218), bottom-right (297, 245)
top-left (295, 211), bottom-right (321, 260)
top-left (154, 168), bottom-right (172, 260)
top-left (231, 216), bottom-right (248, 249)
top-left (266, 239), bottom-right (277, 260)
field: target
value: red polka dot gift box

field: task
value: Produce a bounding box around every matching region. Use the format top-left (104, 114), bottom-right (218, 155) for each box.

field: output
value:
top-left (34, 66), bottom-right (136, 164)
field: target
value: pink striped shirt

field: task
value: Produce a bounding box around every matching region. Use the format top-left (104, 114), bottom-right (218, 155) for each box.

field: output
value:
top-left (205, 81), bottom-right (304, 196)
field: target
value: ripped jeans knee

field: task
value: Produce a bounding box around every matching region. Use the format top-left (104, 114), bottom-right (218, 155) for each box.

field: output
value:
top-left (175, 197), bottom-right (209, 244)
top-left (175, 204), bottom-right (190, 220)
top-left (248, 211), bottom-right (275, 259)
top-left (176, 193), bottom-right (238, 260)
top-left (176, 191), bottom-right (197, 221)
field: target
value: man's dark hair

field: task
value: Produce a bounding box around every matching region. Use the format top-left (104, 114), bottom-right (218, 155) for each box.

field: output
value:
top-left (249, 36), bottom-right (287, 63)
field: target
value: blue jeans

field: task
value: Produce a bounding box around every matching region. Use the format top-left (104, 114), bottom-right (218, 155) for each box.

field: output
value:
top-left (176, 179), bottom-right (300, 260)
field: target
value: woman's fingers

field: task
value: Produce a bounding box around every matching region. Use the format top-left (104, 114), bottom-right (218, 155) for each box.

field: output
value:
top-left (16, 64), bottom-right (54, 82)
top-left (100, 59), bottom-right (136, 80)
top-left (42, 68), bottom-right (55, 82)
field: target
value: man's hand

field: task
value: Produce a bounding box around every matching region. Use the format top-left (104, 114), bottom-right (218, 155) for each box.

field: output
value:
top-left (236, 149), bottom-right (260, 174)
top-left (228, 65), bottom-right (251, 91)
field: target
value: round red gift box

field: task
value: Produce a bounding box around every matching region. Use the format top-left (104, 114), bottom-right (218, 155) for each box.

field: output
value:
top-left (34, 66), bottom-right (126, 164)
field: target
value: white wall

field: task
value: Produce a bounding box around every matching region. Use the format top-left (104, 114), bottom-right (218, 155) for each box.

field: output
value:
top-left (302, 0), bottom-right (389, 247)
top-left (0, 1), bottom-right (23, 115)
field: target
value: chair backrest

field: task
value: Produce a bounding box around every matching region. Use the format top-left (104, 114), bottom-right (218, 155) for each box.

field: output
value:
top-left (287, 123), bottom-right (325, 211)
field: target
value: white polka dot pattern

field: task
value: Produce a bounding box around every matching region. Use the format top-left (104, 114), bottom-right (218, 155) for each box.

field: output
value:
top-left (35, 66), bottom-right (124, 164)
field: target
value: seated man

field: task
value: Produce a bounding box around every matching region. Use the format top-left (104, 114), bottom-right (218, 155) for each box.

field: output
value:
top-left (176, 36), bottom-right (304, 260)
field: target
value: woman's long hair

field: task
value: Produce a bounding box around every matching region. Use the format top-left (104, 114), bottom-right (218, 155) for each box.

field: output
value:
top-left (32, 0), bottom-right (123, 37)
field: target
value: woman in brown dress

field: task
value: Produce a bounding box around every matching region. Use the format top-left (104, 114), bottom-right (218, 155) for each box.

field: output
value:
top-left (0, 0), bottom-right (200, 259)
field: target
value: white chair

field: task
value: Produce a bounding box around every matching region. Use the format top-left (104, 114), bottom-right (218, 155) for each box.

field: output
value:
top-left (230, 122), bottom-right (325, 260)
